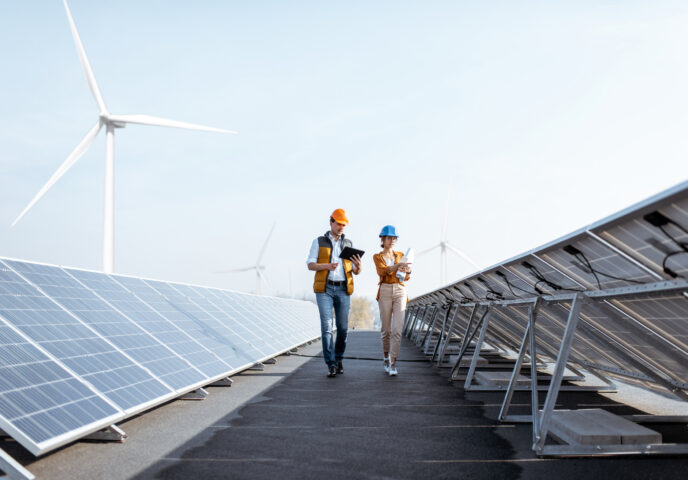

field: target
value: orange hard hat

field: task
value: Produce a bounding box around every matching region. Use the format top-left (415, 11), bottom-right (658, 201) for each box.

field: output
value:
top-left (330, 208), bottom-right (349, 225)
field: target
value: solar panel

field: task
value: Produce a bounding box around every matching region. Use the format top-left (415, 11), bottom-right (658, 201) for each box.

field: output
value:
top-left (0, 260), bottom-right (172, 412)
top-left (0, 320), bottom-right (122, 456)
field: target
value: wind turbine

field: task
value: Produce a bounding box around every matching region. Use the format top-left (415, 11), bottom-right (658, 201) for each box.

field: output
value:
top-left (216, 223), bottom-right (276, 295)
top-left (417, 179), bottom-right (480, 285)
top-left (11, 0), bottom-right (237, 274)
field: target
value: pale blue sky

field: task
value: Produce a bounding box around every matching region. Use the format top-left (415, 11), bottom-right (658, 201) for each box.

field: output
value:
top-left (1, 0), bottom-right (687, 300)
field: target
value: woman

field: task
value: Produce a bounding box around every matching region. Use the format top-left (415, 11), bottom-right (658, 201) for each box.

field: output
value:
top-left (373, 225), bottom-right (411, 376)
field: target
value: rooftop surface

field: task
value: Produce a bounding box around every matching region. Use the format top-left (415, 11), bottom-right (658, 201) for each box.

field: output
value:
top-left (4, 331), bottom-right (688, 479)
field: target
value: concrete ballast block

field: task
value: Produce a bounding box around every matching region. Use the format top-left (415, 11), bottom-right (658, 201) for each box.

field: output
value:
top-left (549, 409), bottom-right (662, 446)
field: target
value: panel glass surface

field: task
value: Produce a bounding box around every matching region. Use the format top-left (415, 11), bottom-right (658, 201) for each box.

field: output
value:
top-left (64, 268), bottom-right (208, 390)
top-left (214, 290), bottom-right (291, 351)
top-left (171, 285), bottom-right (268, 358)
top-left (0, 319), bottom-right (120, 451)
top-left (142, 280), bottom-right (254, 369)
top-left (1, 260), bottom-right (171, 410)
top-left (109, 276), bottom-right (234, 378)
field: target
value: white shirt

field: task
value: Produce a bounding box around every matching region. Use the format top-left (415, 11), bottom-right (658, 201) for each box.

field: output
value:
top-left (306, 232), bottom-right (346, 281)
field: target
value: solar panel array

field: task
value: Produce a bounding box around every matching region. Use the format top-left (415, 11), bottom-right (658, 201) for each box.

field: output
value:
top-left (408, 180), bottom-right (688, 394)
top-left (0, 259), bottom-right (320, 457)
top-left (406, 181), bottom-right (688, 454)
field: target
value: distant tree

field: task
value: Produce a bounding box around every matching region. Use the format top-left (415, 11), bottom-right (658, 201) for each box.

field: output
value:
top-left (349, 296), bottom-right (375, 330)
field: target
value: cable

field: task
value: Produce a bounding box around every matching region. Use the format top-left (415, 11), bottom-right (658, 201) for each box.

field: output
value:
top-left (663, 251), bottom-right (688, 279)
top-left (522, 261), bottom-right (583, 292)
top-left (477, 277), bottom-right (504, 300)
top-left (496, 270), bottom-right (537, 296)
top-left (643, 211), bottom-right (688, 278)
top-left (562, 245), bottom-right (645, 289)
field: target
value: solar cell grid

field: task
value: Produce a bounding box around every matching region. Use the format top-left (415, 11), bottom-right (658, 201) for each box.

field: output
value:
top-left (108, 275), bottom-right (232, 379)
top-left (0, 260), bottom-right (169, 412)
top-left (143, 279), bottom-right (254, 369)
top-left (0, 321), bottom-right (121, 455)
top-left (180, 286), bottom-right (269, 358)
top-left (64, 269), bottom-right (209, 390)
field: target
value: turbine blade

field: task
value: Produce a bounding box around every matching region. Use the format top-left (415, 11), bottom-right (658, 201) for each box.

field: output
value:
top-left (416, 244), bottom-right (441, 257)
top-left (256, 222), bottom-right (276, 264)
top-left (214, 266), bottom-right (256, 273)
top-left (62, 0), bottom-right (108, 114)
top-left (107, 114), bottom-right (237, 134)
top-left (446, 243), bottom-right (481, 270)
top-left (12, 121), bottom-right (102, 227)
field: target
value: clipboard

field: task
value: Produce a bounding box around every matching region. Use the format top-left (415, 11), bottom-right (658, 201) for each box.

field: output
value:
top-left (339, 246), bottom-right (365, 260)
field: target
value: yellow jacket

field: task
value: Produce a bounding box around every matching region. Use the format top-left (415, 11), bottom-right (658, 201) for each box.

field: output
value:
top-left (373, 250), bottom-right (410, 300)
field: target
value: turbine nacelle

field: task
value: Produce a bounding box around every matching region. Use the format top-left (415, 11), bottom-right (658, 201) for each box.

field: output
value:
top-left (100, 116), bottom-right (126, 129)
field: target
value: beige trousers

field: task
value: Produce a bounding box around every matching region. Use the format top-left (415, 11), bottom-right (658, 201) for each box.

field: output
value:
top-left (378, 283), bottom-right (406, 360)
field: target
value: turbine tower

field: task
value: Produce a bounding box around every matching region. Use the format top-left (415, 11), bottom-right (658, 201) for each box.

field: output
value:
top-left (216, 223), bottom-right (276, 295)
top-left (11, 0), bottom-right (237, 274)
top-left (417, 179), bottom-right (480, 285)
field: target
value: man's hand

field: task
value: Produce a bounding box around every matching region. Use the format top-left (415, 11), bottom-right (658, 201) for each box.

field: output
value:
top-left (351, 254), bottom-right (362, 274)
top-left (308, 262), bottom-right (339, 271)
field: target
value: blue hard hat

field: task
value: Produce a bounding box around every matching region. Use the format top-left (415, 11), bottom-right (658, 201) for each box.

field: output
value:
top-left (379, 225), bottom-right (398, 237)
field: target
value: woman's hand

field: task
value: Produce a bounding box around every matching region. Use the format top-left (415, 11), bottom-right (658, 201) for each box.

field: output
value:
top-left (398, 263), bottom-right (411, 273)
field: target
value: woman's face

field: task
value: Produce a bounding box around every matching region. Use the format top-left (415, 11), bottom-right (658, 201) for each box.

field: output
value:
top-left (382, 236), bottom-right (397, 249)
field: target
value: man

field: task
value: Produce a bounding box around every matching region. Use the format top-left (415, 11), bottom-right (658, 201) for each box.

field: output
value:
top-left (307, 208), bottom-right (362, 377)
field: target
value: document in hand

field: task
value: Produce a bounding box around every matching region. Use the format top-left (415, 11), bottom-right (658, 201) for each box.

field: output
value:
top-left (339, 246), bottom-right (365, 260)
top-left (396, 248), bottom-right (414, 281)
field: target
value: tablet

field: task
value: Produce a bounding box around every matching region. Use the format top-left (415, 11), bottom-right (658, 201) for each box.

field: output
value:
top-left (339, 246), bottom-right (365, 260)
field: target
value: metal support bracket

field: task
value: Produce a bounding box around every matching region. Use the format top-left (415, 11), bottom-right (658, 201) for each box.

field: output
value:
top-left (499, 299), bottom-right (540, 421)
top-left (209, 377), bottom-right (233, 387)
top-left (449, 305), bottom-right (483, 380)
top-left (263, 358), bottom-right (277, 365)
top-left (180, 387), bottom-right (208, 400)
top-left (463, 308), bottom-right (493, 389)
top-left (430, 305), bottom-right (452, 360)
top-left (248, 363), bottom-right (265, 371)
top-left (83, 424), bottom-right (127, 442)
top-left (0, 448), bottom-right (34, 480)
top-left (533, 294), bottom-right (584, 453)
top-left (437, 304), bottom-right (462, 366)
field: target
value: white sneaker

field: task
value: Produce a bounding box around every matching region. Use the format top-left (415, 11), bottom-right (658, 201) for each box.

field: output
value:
top-left (388, 364), bottom-right (398, 376)
top-left (383, 358), bottom-right (391, 373)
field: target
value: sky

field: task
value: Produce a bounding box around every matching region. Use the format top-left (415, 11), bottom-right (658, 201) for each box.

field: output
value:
top-left (1, 0), bottom-right (687, 302)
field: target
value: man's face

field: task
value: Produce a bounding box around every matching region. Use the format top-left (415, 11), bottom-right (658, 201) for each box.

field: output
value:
top-left (330, 220), bottom-right (346, 237)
